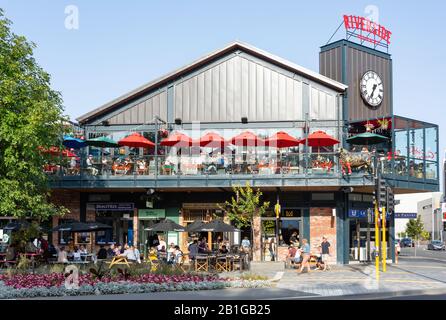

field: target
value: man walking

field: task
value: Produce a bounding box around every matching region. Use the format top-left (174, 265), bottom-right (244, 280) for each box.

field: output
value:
top-left (321, 236), bottom-right (331, 271)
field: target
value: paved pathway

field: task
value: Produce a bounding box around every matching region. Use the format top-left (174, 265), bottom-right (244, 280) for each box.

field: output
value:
top-left (275, 257), bottom-right (446, 297)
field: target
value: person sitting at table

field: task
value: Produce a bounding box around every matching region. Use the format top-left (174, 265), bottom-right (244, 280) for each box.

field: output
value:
top-left (188, 240), bottom-right (199, 262)
top-left (107, 244), bottom-right (115, 258)
top-left (218, 245), bottom-right (229, 255)
top-left (97, 245), bottom-right (107, 260)
top-left (113, 244), bottom-right (122, 257)
top-left (79, 245), bottom-right (88, 255)
top-left (172, 245), bottom-right (184, 264)
top-left (57, 246), bottom-right (68, 263)
top-left (167, 243), bottom-right (176, 262)
top-left (148, 247), bottom-right (158, 261)
top-left (198, 238), bottom-right (211, 254)
top-left (285, 245), bottom-right (297, 268)
top-left (157, 236), bottom-right (167, 252)
top-left (86, 155), bottom-right (99, 175)
top-left (72, 246), bottom-right (81, 262)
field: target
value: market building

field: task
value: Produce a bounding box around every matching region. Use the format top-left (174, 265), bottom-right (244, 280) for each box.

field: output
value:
top-left (46, 16), bottom-right (439, 264)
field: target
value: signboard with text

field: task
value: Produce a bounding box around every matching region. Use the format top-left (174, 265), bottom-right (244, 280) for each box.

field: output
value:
top-left (394, 213), bottom-right (417, 219)
top-left (95, 203), bottom-right (134, 211)
top-left (343, 14), bottom-right (391, 50)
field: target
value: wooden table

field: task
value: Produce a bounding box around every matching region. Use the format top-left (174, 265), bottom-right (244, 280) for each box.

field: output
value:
top-left (108, 256), bottom-right (130, 268)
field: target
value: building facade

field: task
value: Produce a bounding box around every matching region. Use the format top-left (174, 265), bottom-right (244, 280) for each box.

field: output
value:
top-left (45, 39), bottom-right (439, 264)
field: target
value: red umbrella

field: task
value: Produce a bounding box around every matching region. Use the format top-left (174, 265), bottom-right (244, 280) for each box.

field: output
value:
top-left (265, 131), bottom-right (301, 148)
top-left (39, 146), bottom-right (78, 158)
top-left (301, 131), bottom-right (339, 148)
top-left (118, 132), bottom-right (155, 148)
top-left (230, 131), bottom-right (265, 147)
top-left (199, 132), bottom-right (226, 148)
top-left (160, 132), bottom-right (193, 148)
top-left (61, 149), bottom-right (78, 158)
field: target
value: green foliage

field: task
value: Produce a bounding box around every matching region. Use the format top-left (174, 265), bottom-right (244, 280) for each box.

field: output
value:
top-left (16, 254), bottom-right (30, 270)
top-left (219, 182), bottom-right (270, 229)
top-left (0, 9), bottom-right (69, 219)
top-left (11, 221), bottom-right (40, 253)
top-left (421, 230), bottom-right (431, 241)
top-left (397, 232), bottom-right (406, 239)
top-left (405, 216), bottom-right (426, 241)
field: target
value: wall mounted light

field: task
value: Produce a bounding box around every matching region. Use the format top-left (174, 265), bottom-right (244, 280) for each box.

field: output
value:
top-left (241, 117), bottom-right (248, 124)
top-left (175, 118), bottom-right (182, 125)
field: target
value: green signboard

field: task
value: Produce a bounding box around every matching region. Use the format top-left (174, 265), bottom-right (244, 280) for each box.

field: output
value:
top-left (138, 209), bottom-right (165, 220)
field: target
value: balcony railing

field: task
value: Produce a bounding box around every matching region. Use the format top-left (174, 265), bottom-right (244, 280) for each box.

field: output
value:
top-left (43, 151), bottom-right (438, 183)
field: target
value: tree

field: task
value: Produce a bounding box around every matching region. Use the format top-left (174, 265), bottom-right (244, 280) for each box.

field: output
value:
top-left (405, 216), bottom-right (426, 256)
top-left (0, 10), bottom-right (69, 220)
top-left (219, 182), bottom-right (270, 260)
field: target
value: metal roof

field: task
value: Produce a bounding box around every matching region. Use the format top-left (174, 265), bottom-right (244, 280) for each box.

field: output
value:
top-left (77, 41), bottom-right (348, 124)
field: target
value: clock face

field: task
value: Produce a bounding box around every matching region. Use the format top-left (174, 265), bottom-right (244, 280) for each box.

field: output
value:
top-left (360, 71), bottom-right (384, 109)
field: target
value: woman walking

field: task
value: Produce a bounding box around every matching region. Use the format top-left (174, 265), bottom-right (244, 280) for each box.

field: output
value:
top-left (297, 239), bottom-right (311, 274)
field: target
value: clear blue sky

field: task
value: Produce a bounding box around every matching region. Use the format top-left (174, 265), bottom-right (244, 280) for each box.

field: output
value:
top-left (1, 0), bottom-right (445, 187)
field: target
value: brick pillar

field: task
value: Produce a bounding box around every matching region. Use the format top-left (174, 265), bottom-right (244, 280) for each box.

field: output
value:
top-left (50, 190), bottom-right (81, 247)
top-left (252, 214), bottom-right (261, 262)
top-left (133, 208), bottom-right (138, 246)
top-left (310, 207), bottom-right (337, 264)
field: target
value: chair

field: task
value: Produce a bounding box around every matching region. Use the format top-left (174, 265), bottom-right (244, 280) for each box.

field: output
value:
top-left (147, 257), bottom-right (160, 272)
top-left (195, 255), bottom-right (209, 272)
top-left (173, 254), bottom-right (188, 272)
top-left (215, 255), bottom-right (230, 272)
top-left (231, 255), bottom-right (243, 271)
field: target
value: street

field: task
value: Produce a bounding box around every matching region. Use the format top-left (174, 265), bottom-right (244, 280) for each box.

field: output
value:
top-left (400, 246), bottom-right (446, 261)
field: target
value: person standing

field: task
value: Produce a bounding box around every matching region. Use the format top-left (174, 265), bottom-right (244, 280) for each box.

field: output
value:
top-left (321, 236), bottom-right (331, 271)
top-left (268, 238), bottom-right (276, 261)
top-left (188, 240), bottom-right (199, 262)
top-left (297, 239), bottom-right (311, 274)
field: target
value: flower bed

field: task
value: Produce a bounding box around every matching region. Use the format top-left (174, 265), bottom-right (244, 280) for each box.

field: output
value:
top-left (0, 273), bottom-right (271, 299)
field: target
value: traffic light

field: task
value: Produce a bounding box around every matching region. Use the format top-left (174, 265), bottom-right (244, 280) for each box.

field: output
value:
top-left (375, 175), bottom-right (387, 207)
top-left (386, 186), bottom-right (395, 214)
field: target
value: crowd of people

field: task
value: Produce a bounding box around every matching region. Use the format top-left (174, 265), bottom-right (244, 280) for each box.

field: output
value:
top-left (285, 236), bottom-right (331, 273)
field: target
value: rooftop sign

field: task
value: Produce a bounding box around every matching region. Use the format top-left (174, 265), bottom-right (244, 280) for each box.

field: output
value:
top-left (343, 15), bottom-right (391, 50)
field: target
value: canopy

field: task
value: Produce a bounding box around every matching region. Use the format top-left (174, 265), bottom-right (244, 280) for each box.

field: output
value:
top-left (265, 131), bottom-right (301, 148)
top-left (185, 220), bottom-right (206, 233)
top-left (199, 220), bottom-right (239, 232)
top-left (86, 136), bottom-right (119, 148)
top-left (230, 131), bottom-right (265, 147)
top-left (199, 132), bottom-right (227, 148)
top-left (346, 132), bottom-right (389, 145)
top-left (144, 219), bottom-right (185, 232)
top-left (62, 136), bottom-right (86, 149)
top-left (118, 133), bottom-right (155, 148)
top-left (51, 221), bottom-right (112, 233)
top-left (160, 132), bottom-right (193, 148)
top-left (301, 131), bottom-right (340, 148)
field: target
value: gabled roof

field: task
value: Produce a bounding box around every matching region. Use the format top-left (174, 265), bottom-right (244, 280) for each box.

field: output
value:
top-left (77, 41), bottom-right (347, 124)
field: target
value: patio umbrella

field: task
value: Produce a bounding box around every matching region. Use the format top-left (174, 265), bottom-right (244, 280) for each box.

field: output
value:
top-left (199, 220), bottom-right (239, 232)
top-left (230, 131), bottom-right (265, 147)
top-left (84, 221), bottom-right (113, 232)
top-left (185, 220), bottom-right (206, 233)
top-left (3, 221), bottom-right (47, 232)
top-left (160, 132), bottom-right (193, 148)
top-left (118, 132), bottom-right (155, 148)
top-left (199, 132), bottom-right (227, 148)
top-left (265, 131), bottom-right (301, 149)
top-left (86, 136), bottom-right (119, 148)
top-left (62, 136), bottom-right (86, 149)
top-left (300, 130), bottom-right (339, 153)
top-left (346, 132), bottom-right (389, 146)
top-left (51, 221), bottom-right (91, 232)
top-left (144, 219), bottom-right (185, 232)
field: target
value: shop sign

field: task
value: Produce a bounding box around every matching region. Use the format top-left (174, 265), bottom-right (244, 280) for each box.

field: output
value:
top-left (343, 15), bottom-right (392, 45)
top-left (282, 209), bottom-right (301, 218)
top-left (95, 203), bottom-right (134, 211)
top-left (394, 212), bottom-right (417, 219)
top-left (349, 209), bottom-right (367, 218)
top-left (139, 209), bottom-right (166, 220)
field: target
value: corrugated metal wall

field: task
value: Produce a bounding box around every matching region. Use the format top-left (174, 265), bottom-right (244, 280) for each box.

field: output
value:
top-left (346, 46), bottom-right (391, 120)
top-left (174, 55), bottom-right (337, 122)
top-left (108, 90), bottom-right (167, 125)
top-left (320, 43), bottom-right (391, 121)
top-left (105, 52), bottom-right (339, 125)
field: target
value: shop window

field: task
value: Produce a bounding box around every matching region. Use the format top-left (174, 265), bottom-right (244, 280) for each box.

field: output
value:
top-left (348, 194), bottom-right (362, 202)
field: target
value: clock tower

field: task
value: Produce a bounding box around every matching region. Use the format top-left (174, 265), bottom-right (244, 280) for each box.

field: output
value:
top-left (319, 39), bottom-right (392, 122)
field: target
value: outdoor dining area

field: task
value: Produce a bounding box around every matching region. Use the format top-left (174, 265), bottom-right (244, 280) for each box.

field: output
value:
top-left (144, 219), bottom-right (249, 273)
top-left (43, 128), bottom-right (363, 178)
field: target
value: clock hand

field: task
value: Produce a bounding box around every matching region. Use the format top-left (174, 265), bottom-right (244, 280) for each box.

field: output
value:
top-left (369, 84), bottom-right (377, 100)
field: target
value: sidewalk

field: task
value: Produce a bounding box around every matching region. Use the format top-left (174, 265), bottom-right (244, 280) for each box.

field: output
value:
top-left (274, 257), bottom-right (446, 297)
